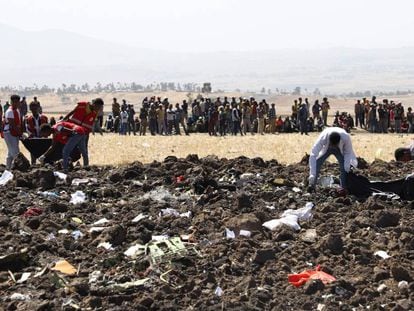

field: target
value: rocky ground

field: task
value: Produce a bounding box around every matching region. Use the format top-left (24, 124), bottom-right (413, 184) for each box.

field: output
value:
top-left (0, 154), bottom-right (413, 310)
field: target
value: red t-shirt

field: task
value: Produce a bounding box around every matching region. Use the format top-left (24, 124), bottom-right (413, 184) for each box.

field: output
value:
top-left (52, 121), bottom-right (87, 144)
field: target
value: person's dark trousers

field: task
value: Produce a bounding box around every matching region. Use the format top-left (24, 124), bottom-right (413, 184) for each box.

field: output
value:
top-left (232, 121), bottom-right (239, 135)
top-left (149, 119), bottom-right (157, 135)
top-left (355, 114), bottom-right (358, 127)
top-left (128, 121), bottom-right (136, 135)
top-left (358, 113), bottom-right (364, 128)
top-left (174, 120), bottom-right (181, 135)
top-left (315, 147), bottom-right (347, 188)
top-left (299, 120), bottom-right (308, 135)
top-left (219, 120), bottom-right (226, 136)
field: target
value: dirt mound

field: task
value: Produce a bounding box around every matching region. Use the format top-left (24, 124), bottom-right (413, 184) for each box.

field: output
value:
top-left (0, 156), bottom-right (413, 310)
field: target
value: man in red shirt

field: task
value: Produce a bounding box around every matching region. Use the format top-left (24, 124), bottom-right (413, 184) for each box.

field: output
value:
top-left (39, 121), bottom-right (88, 170)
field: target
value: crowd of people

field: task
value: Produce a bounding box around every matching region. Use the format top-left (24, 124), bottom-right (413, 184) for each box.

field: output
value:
top-left (0, 94), bottom-right (413, 171)
top-left (106, 96), bottom-right (329, 136)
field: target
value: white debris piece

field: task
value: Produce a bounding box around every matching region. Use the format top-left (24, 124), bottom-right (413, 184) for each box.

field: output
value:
top-left (374, 250), bottom-right (391, 259)
top-left (225, 228), bottom-right (235, 239)
top-left (54, 171), bottom-right (67, 181)
top-left (377, 284), bottom-right (387, 293)
top-left (10, 293), bottom-right (30, 301)
top-left (132, 213), bottom-right (147, 223)
top-left (239, 230), bottom-right (252, 237)
top-left (89, 227), bottom-right (106, 233)
top-left (70, 191), bottom-right (86, 204)
top-left (214, 286), bottom-right (223, 297)
top-left (93, 218), bottom-right (110, 225)
top-left (124, 244), bottom-right (146, 258)
top-left (97, 242), bottom-right (113, 250)
top-left (0, 170), bottom-right (13, 186)
top-left (262, 202), bottom-right (314, 231)
top-left (17, 272), bottom-right (31, 283)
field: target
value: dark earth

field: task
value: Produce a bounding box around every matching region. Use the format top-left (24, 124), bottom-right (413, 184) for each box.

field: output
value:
top-left (0, 153), bottom-right (413, 310)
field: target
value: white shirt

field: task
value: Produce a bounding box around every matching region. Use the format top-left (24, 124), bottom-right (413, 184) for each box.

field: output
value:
top-left (3, 108), bottom-right (21, 132)
top-left (120, 111), bottom-right (128, 123)
top-left (309, 127), bottom-right (358, 178)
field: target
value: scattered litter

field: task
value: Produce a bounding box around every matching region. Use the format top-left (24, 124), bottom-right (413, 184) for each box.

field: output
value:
top-left (225, 228), bottom-right (235, 239)
top-left (215, 286), bottom-right (223, 297)
top-left (152, 235), bottom-right (169, 241)
top-left (51, 260), bottom-right (77, 275)
top-left (317, 304), bottom-right (326, 311)
top-left (109, 278), bottom-right (149, 289)
top-left (239, 230), bottom-right (252, 238)
top-left (301, 229), bottom-right (318, 243)
top-left (23, 207), bottom-right (43, 218)
top-left (161, 208), bottom-right (191, 218)
top-left (292, 187), bottom-right (301, 193)
top-left (10, 293), bottom-right (30, 301)
top-left (19, 230), bottom-right (31, 236)
top-left (88, 271), bottom-right (102, 284)
top-left (372, 192), bottom-right (400, 200)
top-left (263, 202), bottom-right (314, 231)
top-left (377, 284), bottom-right (387, 293)
top-left (97, 242), bottom-right (114, 250)
top-left (148, 237), bottom-right (195, 265)
top-left (93, 218), bottom-right (110, 225)
top-left (288, 265), bottom-right (336, 287)
top-left (142, 186), bottom-right (189, 203)
top-left (53, 171), bottom-right (67, 181)
top-left (58, 229), bottom-right (69, 234)
top-left (34, 266), bottom-right (48, 278)
top-left (124, 244), bottom-right (146, 258)
top-left (46, 233), bottom-right (56, 241)
top-left (38, 191), bottom-right (60, 199)
top-left (132, 213), bottom-right (147, 223)
top-left (17, 272), bottom-right (31, 283)
top-left (71, 217), bottom-right (83, 224)
top-left (70, 191), bottom-right (86, 204)
top-left (72, 178), bottom-right (97, 186)
top-left (266, 205), bottom-right (276, 210)
top-left (374, 250), bottom-right (391, 259)
top-left (89, 227), bottom-right (106, 233)
top-left (319, 176), bottom-right (335, 188)
top-left (0, 170), bottom-right (13, 186)
top-left (71, 230), bottom-right (83, 240)
top-left (398, 281), bottom-right (409, 290)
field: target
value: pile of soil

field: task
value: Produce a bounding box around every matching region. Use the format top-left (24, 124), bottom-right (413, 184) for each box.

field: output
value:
top-left (0, 155), bottom-right (413, 310)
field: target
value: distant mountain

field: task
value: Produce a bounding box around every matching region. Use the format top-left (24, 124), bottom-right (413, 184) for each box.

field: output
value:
top-left (1, 23), bottom-right (414, 93)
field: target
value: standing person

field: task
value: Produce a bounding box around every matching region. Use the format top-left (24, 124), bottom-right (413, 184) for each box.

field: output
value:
top-left (394, 103), bottom-right (404, 134)
top-left (241, 102), bottom-right (252, 135)
top-left (312, 100), bottom-right (321, 125)
top-left (218, 106), bottom-right (227, 136)
top-left (139, 107), bottom-right (148, 136)
top-left (166, 104), bottom-right (175, 135)
top-left (231, 105), bottom-right (241, 135)
top-left (30, 97), bottom-right (42, 114)
top-left (298, 103), bottom-right (309, 135)
top-left (20, 97), bottom-right (28, 118)
top-left (127, 105), bottom-right (136, 135)
top-left (378, 104), bottom-right (388, 133)
top-left (119, 106), bottom-right (128, 135)
top-left (112, 98), bottom-right (120, 118)
top-left (3, 95), bottom-right (23, 169)
top-left (267, 103), bottom-right (276, 134)
top-left (25, 102), bottom-right (48, 138)
top-left (308, 127), bottom-right (358, 193)
top-left (407, 107), bottom-right (414, 133)
top-left (208, 106), bottom-right (218, 136)
top-left (257, 102), bottom-right (265, 135)
top-left (25, 102), bottom-right (49, 164)
top-left (148, 105), bottom-right (158, 135)
top-left (156, 105), bottom-right (166, 135)
top-left (321, 97), bottom-right (330, 126)
top-left (354, 100), bottom-right (362, 128)
top-left (39, 122), bottom-right (88, 171)
top-left (176, 103), bottom-right (189, 135)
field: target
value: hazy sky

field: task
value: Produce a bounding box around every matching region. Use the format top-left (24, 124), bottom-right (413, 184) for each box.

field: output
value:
top-left (1, 0), bottom-right (413, 52)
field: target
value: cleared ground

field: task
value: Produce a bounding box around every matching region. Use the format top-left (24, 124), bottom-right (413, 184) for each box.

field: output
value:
top-left (0, 131), bottom-right (411, 166)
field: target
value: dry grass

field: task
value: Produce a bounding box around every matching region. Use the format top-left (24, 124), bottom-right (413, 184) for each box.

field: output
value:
top-left (1, 132), bottom-right (411, 167)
